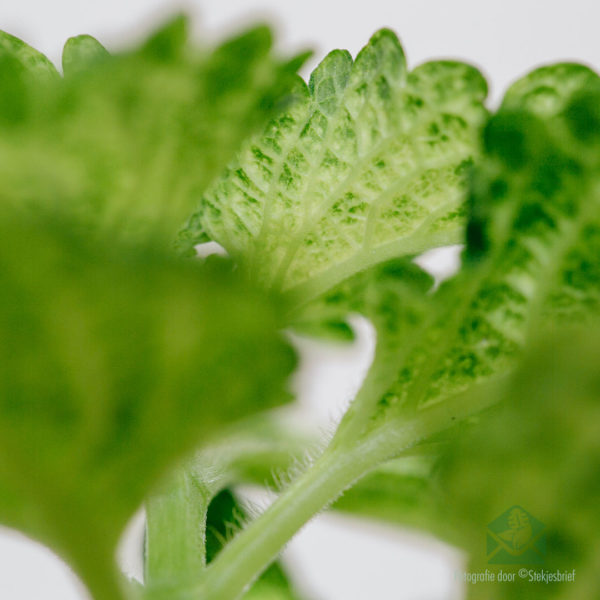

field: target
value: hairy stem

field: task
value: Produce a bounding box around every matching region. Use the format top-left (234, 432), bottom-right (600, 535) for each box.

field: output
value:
top-left (192, 384), bottom-right (499, 600)
top-left (193, 448), bottom-right (372, 600)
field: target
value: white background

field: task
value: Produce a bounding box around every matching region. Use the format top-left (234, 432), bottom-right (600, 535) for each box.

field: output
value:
top-left (0, 1), bottom-right (597, 599)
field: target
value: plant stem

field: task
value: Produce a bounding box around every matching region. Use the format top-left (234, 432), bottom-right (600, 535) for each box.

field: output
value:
top-left (192, 447), bottom-right (374, 600)
top-left (191, 381), bottom-right (499, 600)
top-left (145, 468), bottom-right (211, 592)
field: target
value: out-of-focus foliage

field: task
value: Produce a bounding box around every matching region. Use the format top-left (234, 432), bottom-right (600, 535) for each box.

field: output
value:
top-left (0, 18), bottom-right (307, 599)
top-left (178, 30), bottom-right (487, 299)
top-left (0, 208), bottom-right (295, 598)
top-left (0, 17), bottom-right (307, 247)
top-left (440, 328), bottom-right (600, 599)
top-left (62, 34), bottom-right (110, 77)
top-left (192, 415), bottom-right (314, 492)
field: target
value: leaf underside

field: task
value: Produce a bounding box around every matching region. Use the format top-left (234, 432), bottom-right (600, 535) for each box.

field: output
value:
top-left (333, 62), bottom-right (600, 454)
top-left (178, 29), bottom-right (487, 301)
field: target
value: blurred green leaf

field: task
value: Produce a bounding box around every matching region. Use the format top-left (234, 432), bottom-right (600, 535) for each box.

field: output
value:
top-left (0, 29), bottom-right (59, 80)
top-left (293, 257), bottom-right (433, 343)
top-left (0, 30), bottom-right (59, 126)
top-left (466, 64), bottom-right (600, 327)
top-left (439, 328), bottom-right (600, 599)
top-left (0, 210), bottom-right (295, 600)
top-left (62, 34), bottom-right (109, 78)
top-left (193, 415), bottom-right (313, 492)
top-left (0, 17), bottom-right (307, 248)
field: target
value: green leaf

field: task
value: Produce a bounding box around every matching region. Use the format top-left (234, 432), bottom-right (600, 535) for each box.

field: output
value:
top-left (0, 31), bottom-right (59, 126)
top-left (0, 29), bottom-right (59, 81)
top-left (0, 17), bottom-right (307, 248)
top-left (0, 210), bottom-right (295, 600)
top-left (62, 34), bottom-right (110, 78)
top-left (324, 62), bottom-right (600, 463)
top-left (178, 30), bottom-right (487, 300)
top-left (140, 14), bottom-right (188, 62)
top-left (500, 62), bottom-right (600, 116)
top-left (439, 328), bottom-right (600, 599)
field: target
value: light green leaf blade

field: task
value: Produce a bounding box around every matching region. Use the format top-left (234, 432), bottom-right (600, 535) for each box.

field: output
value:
top-left (178, 30), bottom-right (487, 300)
top-left (328, 62), bottom-right (600, 461)
top-left (0, 17), bottom-right (308, 248)
top-left (0, 212), bottom-right (295, 600)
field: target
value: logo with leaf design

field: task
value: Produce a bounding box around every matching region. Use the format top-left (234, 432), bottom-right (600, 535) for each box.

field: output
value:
top-left (487, 506), bottom-right (546, 564)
